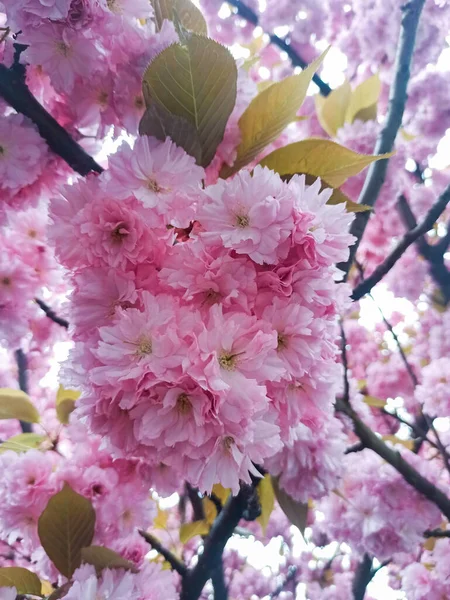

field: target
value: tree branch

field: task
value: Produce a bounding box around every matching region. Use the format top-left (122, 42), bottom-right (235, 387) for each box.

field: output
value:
top-left (352, 554), bottom-right (373, 600)
top-left (14, 349), bottom-right (32, 434)
top-left (0, 63), bottom-right (103, 176)
top-left (339, 0), bottom-right (426, 278)
top-left (35, 298), bottom-right (69, 329)
top-left (211, 562), bottom-right (228, 600)
top-left (270, 566), bottom-right (298, 599)
top-left (225, 0), bottom-right (332, 96)
top-left (424, 529), bottom-right (450, 538)
top-left (352, 184), bottom-right (450, 300)
top-left (138, 530), bottom-right (187, 577)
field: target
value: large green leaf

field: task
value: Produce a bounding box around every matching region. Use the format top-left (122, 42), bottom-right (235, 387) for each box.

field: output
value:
top-left (55, 385), bottom-right (80, 425)
top-left (139, 103), bottom-right (203, 164)
top-left (38, 483), bottom-right (96, 578)
top-left (81, 546), bottom-right (138, 574)
top-left (272, 476), bottom-right (308, 537)
top-left (259, 138), bottom-right (393, 188)
top-left (256, 474), bottom-right (275, 536)
top-left (220, 49), bottom-right (328, 177)
top-left (142, 35), bottom-right (237, 166)
top-left (150, 0), bottom-right (207, 35)
top-left (0, 433), bottom-right (48, 454)
top-left (346, 73), bottom-right (381, 124)
top-left (0, 388), bottom-right (39, 423)
top-left (0, 567), bottom-right (42, 596)
top-left (315, 79), bottom-right (351, 137)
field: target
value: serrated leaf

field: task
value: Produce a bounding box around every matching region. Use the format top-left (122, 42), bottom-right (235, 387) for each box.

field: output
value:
top-left (0, 567), bottom-right (41, 595)
top-left (179, 520), bottom-right (210, 543)
top-left (0, 388), bottom-right (39, 423)
top-left (259, 138), bottom-right (393, 188)
top-left (150, 0), bottom-right (207, 35)
top-left (81, 546), bottom-right (138, 574)
top-left (221, 49), bottom-right (329, 177)
top-left (346, 73), bottom-right (381, 124)
top-left (143, 35), bottom-right (237, 167)
top-left (256, 474), bottom-right (275, 536)
top-left (139, 103), bottom-right (203, 164)
top-left (38, 483), bottom-right (96, 578)
top-left (56, 385), bottom-right (80, 425)
top-left (0, 433), bottom-right (48, 454)
top-left (363, 395), bottom-right (387, 408)
top-left (272, 476), bottom-right (308, 537)
top-left (315, 79), bottom-right (351, 137)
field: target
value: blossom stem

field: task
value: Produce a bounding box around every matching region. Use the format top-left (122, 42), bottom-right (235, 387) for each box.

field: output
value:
top-left (35, 298), bottom-right (69, 329)
top-left (138, 530), bottom-right (187, 577)
top-left (339, 0), bottom-right (426, 278)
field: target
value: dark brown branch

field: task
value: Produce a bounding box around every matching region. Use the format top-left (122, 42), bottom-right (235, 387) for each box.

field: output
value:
top-left (35, 298), bottom-right (69, 329)
top-left (352, 184), bottom-right (450, 300)
top-left (225, 0), bottom-right (332, 96)
top-left (336, 397), bottom-right (450, 522)
top-left (270, 566), bottom-right (298, 599)
top-left (424, 529), bottom-right (450, 538)
top-left (344, 442), bottom-right (365, 454)
top-left (352, 554), bottom-right (373, 600)
top-left (14, 349), bottom-right (32, 434)
top-left (0, 63), bottom-right (103, 176)
top-left (339, 0), bottom-right (426, 278)
top-left (211, 562), bottom-right (228, 600)
top-left (138, 530), bottom-right (187, 577)
top-left (180, 484), bottom-right (254, 600)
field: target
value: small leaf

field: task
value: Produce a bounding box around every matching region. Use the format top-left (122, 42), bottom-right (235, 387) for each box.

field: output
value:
top-left (143, 35), bottom-right (237, 167)
top-left (259, 138), bottom-right (393, 188)
top-left (256, 474), bottom-right (275, 536)
top-left (38, 483), bottom-right (96, 578)
top-left (363, 395), bottom-right (387, 408)
top-left (272, 476), bottom-right (308, 537)
top-left (153, 505), bottom-right (168, 530)
top-left (382, 435), bottom-right (415, 450)
top-left (150, 0), bottom-right (207, 35)
top-left (315, 79), bottom-right (351, 137)
top-left (56, 385), bottom-right (80, 425)
top-left (179, 520), bottom-right (210, 543)
top-left (139, 103), bottom-right (203, 164)
top-left (41, 580), bottom-right (54, 595)
top-left (0, 433), bottom-right (48, 454)
top-left (212, 483), bottom-right (230, 505)
top-left (0, 388), bottom-right (39, 423)
top-left (345, 73), bottom-right (381, 124)
top-left (221, 49), bottom-right (329, 177)
top-left (81, 546), bottom-right (138, 574)
top-left (203, 497), bottom-right (217, 525)
top-left (0, 567), bottom-right (41, 595)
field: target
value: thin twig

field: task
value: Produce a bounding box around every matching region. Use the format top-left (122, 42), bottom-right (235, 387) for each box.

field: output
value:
top-left (138, 530), bottom-right (187, 577)
top-left (225, 0), bottom-right (332, 96)
top-left (14, 349), bottom-right (32, 434)
top-left (35, 298), bottom-right (69, 329)
top-left (352, 184), bottom-right (450, 300)
top-left (424, 529), bottom-right (450, 538)
top-left (270, 566), bottom-right (298, 599)
top-left (339, 0), bottom-right (426, 278)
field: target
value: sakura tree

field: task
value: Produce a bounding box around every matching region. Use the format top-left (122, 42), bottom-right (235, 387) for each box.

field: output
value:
top-left (0, 0), bottom-right (450, 598)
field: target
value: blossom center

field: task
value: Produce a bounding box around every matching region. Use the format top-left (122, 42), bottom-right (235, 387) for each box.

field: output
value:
top-left (0, 144), bottom-right (5, 157)
top-left (235, 213), bottom-right (249, 228)
top-left (218, 352), bottom-right (238, 371)
top-left (135, 335), bottom-right (152, 357)
top-left (97, 90), bottom-right (109, 107)
top-left (55, 40), bottom-right (71, 57)
top-left (147, 178), bottom-right (165, 193)
top-left (203, 288), bottom-right (221, 305)
top-left (177, 393), bottom-right (192, 414)
top-left (110, 221), bottom-right (129, 243)
top-left (277, 332), bottom-right (288, 350)
top-left (1, 276), bottom-right (11, 286)
top-left (106, 0), bottom-right (122, 13)
top-left (223, 436), bottom-right (235, 450)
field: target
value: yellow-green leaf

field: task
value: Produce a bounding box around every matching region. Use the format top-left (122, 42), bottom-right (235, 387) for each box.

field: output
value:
top-left (153, 505), bottom-right (168, 530)
top-left (327, 188), bottom-right (371, 213)
top-left (142, 35), bottom-right (237, 167)
top-left (259, 138), bottom-right (393, 188)
top-left (363, 395), bottom-right (387, 408)
top-left (81, 546), bottom-right (138, 574)
top-left (256, 474), bottom-right (275, 536)
top-left (150, 0), bottom-right (207, 35)
top-left (346, 73), bottom-right (381, 124)
top-left (203, 497), bottom-right (217, 525)
top-left (0, 433), bottom-right (48, 454)
top-left (179, 519), bottom-right (210, 543)
top-left (0, 388), bottom-right (39, 423)
top-left (38, 483), bottom-right (96, 578)
top-left (382, 435), bottom-right (415, 450)
top-left (221, 49), bottom-right (329, 177)
top-left (0, 567), bottom-right (41, 596)
top-left (272, 476), bottom-right (308, 537)
top-left (56, 385), bottom-right (80, 425)
top-left (212, 483), bottom-right (230, 505)
top-left (315, 79), bottom-right (351, 137)
top-left (41, 580), bottom-right (54, 595)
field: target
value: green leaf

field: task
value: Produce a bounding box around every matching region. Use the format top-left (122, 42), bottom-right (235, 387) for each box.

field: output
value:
top-left (0, 567), bottom-right (42, 596)
top-left (327, 187), bottom-right (371, 213)
top-left (256, 474), bottom-right (275, 536)
top-left (0, 433), bottom-right (48, 454)
top-left (345, 73), bottom-right (381, 124)
top-left (272, 476), bottom-right (308, 537)
top-left (179, 520), bottom-right (210, 543)
top-left (56, 385), bottom-right (80, 425)
top-left (0, 388), bottom-right (39, 423)
top-left (220, 49), bottom-right (329, 177)
top-left (142, 35), bottom-right (237, 167)
top-left (38, 483), bottom-right (96, 578)
top-left (81, 546), bottom-right (138, 574)
top-left (315, 79), bottom-right (351, 137)
top-left (150, 0), bottom-right (207, 35)
top-left (259, 138), bottom-right (393, 188)
top-left (363, 395), bottom-right (387, 408)
top-left (139, 103), bottom-right (203, 164)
